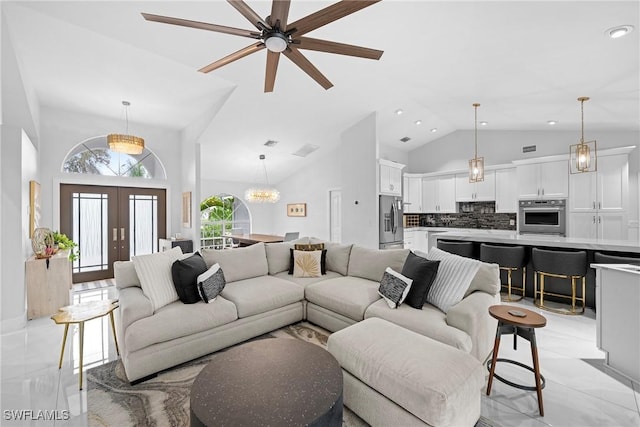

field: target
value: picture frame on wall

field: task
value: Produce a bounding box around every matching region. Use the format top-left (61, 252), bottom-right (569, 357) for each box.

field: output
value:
top-left (182, 191), bottom-right (192, 228)
top-left (29, 180), bottom-right (41, 238)
top-left (287, 203), bottom-right (307, 217)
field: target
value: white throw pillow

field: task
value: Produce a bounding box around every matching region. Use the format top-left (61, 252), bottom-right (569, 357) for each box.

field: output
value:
top-left (293, 250), bottom-right (322, 278)
top-left (426, 247), bottom-right (481, 313)
top-left (378, 267), bottom-right (413, 309)
top-left (132, 246), bottom-right (184, 311)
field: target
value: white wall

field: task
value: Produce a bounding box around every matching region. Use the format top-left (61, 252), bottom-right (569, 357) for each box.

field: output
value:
top-left (379, 143), bottom-right (409, 166)
top-left (270, 150), bottom-right (341, 240)
top-left (340, 113), bottom-right (379, 248)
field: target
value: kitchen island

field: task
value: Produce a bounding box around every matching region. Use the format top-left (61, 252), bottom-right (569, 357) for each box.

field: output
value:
top-left (433, 231), bottom-right (640, 308)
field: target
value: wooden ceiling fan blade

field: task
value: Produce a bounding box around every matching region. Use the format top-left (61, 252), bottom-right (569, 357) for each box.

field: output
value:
top-left (297, 37), bottom-right (383, 60)
top-left (265, 51), bottom-right (281, 93)
top-left (287, 0), bottom-right (381, 37)
top-left (283, 47), bottom-right (333, 90)
top-left (199, 42), bottom-right (265, 73)
top-left (141, 13), bottom-right (258, 39)
top-left (270, 0), bottom-right (291, 30)
top-left (227, 0), bottom-right (271, 30)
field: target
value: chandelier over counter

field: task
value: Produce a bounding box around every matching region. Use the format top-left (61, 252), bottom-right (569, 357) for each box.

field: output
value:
top-left (468, 103), bottom-right (484, 183)
top-left (108, 101), bottom-right (145, 155)
top-left (570, 96), bottom-right (597, 174)
top-left (245, 154), bottom-right (280, 203)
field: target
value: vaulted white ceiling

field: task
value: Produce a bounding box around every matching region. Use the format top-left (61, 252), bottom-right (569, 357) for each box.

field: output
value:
top-left (3, 1), bottom-right (639, 183)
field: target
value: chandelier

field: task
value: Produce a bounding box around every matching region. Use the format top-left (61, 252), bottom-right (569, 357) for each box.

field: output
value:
top-left (108, 101), bottom-right (145, 155)
top-left (245, 154), bottom-right (280, 203)
top-left (468, 103), bottom-right (484, 182)
top-left (570, 96), bottom-right (597, 174)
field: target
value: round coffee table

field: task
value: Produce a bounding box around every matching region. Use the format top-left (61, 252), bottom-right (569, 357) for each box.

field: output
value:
top-left (190, 338), bottom-right (343, 427)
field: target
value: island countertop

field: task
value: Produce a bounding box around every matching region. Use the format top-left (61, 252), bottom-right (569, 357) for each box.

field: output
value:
top-left (434, 230), bottom-right (640, 254)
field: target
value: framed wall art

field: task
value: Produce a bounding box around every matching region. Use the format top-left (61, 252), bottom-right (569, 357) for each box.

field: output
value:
top-left (287, 203), bottom-right (307, 217)
top-left (182, 191), bottom-right (192, 228)
top-left (29, 180), bottom-right (41, 238)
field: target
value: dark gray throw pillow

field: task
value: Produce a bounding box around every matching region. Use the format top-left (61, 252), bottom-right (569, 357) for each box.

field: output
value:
top-left (402, 251), bottom-right (440, 309)
top-left (171, 252), bottom-right (208, 304)
top-left (378, 267), bottom-right (413, 309)
top-left (197, 263), bottom-right (226, 303)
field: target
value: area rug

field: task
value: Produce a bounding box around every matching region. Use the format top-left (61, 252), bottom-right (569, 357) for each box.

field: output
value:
top-left (87, 322), bottom-right (496, 427)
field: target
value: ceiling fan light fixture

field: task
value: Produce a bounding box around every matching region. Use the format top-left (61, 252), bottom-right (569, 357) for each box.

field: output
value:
top-left (264, 33), bottom-right (288, 52)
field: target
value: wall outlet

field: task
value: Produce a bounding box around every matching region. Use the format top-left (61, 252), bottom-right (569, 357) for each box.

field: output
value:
top-left (509, 219), bottom-right (515, 226)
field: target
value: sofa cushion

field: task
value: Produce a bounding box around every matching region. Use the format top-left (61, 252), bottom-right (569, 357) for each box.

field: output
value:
top-left (272, 270), bottom-right (342, 288)
top-left (464, 261), bottom-right (501, 297)
top-left (426, 247), bottom-right (481, 313)
top-left (201, 242), bottom-right (268, 283)
top-left (324, 243), bottom-right (353, 276)
top-left (364, 299), bottom-right (473, 353)
top-left (132, 246), bottom-right (184, 311)
top-left (125, 297), bottom-right (238, 352)
top-left (401, 252), bottom-right (440, 309)
top-left (171, 252), bottom-right (208, 304)
top-left (305, 276), bottom-right (381, 321)
top-left (265, 241), bottom-right (294, 275)
top-left (347, 246), bottom-right (409, 282)
top-left (220, 276), bottom-right (304, 318)
top-left (378, 268), bottom-right (413, 309)
top-left (114, 260), bottom-right (141, 289)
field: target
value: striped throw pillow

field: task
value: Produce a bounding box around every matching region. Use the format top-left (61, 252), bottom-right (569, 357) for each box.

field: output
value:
top-left (426, 247), bottom-right (481, 313)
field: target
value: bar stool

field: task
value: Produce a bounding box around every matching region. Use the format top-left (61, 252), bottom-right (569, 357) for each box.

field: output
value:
top-left (480, 244), bottom-right (526, 302)
top-left (532, 248), bottom-right (587, 315)
top-left (436, 240), bottom-right (475, 258)
top-left (594, 252), bottom-right (640, 265)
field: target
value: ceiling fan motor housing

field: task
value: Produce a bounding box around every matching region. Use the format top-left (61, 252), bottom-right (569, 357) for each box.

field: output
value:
top-left (264, 31), bottom-right (289, 52)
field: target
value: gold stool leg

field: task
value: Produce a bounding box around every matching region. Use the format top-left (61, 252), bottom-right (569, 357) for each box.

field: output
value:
top-left (534, 271), bottom-right (538, 305)
top-left (582, 277), bottom-right (586, 313)
top-left (522, 267), bottom-right (527, 298)
top-left (571, 277), bottom-right (577, 313)
top-left (58, 324), bottom-right (70, 369)
top-left (109, 311), bottom-right (120, 356)
top-left (507, 268), bottom-right (512, 300)
top-left (540, 274), bottom-right (545, 308)
top-left (79, 321), bottom-right (85, 390)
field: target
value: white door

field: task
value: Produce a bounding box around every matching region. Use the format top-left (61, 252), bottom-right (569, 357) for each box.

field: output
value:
top-left (405, 177), bottom-right (423, 213)
top-left (475, 170), bottom-right (496, 201)
top-left (569, 213), bottom-right (597, 239)
top-left (495, 168), bottom-right (518, 213)
top-left (517, 163), bottom-right (540, 199)
top-left (599, 213), bottom-right (628, 240)
top-left (454, 174), bottom-right (474, 202)
top-left (438, 175), bottom-right (457, 212)
top-left (598, 155), bottom-right (628, 212)
top-left (422, 178), bottom-right (438, 212)
top-left (569, 171), bottom-right (597, 212)
top-left (540, 160), bottom-right (569, 198)
top-left (329, 189), bottom-right (342, 243)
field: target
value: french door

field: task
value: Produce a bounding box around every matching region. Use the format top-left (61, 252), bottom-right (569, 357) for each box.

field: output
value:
top-left (60, 185), bottom-right (166, 283)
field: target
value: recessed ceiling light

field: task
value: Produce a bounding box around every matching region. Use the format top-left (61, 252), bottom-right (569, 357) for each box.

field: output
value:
top-left (480, 121), bottom-right (488, 126)
top-left (606, 25), bottom-right (634, 39)
top-left (395, 109), bottom-right (403, 115)
top-left (415, 120), bottom-right (422, 125)
top-left (547, 120), bottom-right (558, 126)
top-left (430, 128), bottom-right (438, 133)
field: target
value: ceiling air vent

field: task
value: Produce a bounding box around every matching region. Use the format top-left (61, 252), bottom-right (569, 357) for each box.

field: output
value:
top-left (264, 140), bottom-right (278, 147)
top-left (522, 145), bottom-right (536, 153)
top-left (292, 144), bottom-right (320, 157)
top-left (400, 136), bottom-right (411, 143)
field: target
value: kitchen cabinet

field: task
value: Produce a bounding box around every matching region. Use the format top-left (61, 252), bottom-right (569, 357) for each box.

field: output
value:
top-left (26, 251), bottom-right (72, 319)
top-left (517, 160), bottom-right (568, 199)
top-left (403, 175), bottom-right (423, 213)
top-left (415, 230), bottom-right (428, 252)
top-left (495, 168), bottom-right (518, 213)
top-left (403, 229), bottom-right (415, 250)
top-left (379, 160), bottom-right (404, 196)
top-left (569, 212), bottom-right (628, 240)
top-left (422, 175), bottom-right (456, 213)
top-left (455, 171), bottom-right (495, 202)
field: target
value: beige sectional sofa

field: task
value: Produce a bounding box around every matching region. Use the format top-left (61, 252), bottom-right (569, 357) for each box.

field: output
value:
top-left (115, 239), bottom-right (500, 383)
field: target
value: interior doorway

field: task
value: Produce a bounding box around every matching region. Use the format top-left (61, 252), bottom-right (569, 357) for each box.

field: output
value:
top-left (60, 184), bottom-right (166, 283)
top-left (329, 189), bottom-right (342, 243)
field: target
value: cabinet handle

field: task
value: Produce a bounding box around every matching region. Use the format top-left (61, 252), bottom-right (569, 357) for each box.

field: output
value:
top-left (113, 228), bottom-right (117, 242)
top-left (390, 184), bottom-right (394, 191)
top-left (541, 188), bottom-right (545, 196)
top-left (593, 202), bottom-right (596, 209)
top-left (598, 202), bottom-right (601, 209)
top-left (121, 228), bottom-right (126, 241)
top-left (593, 216), bottom-right (596, 224)
top-left (537, 189), bottom-right (540, 196)
top-left (598, 216), bottom-right (601, 224)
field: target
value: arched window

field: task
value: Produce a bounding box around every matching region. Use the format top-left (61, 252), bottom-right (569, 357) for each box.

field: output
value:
top-left (200, 194), bottom-right (251, 249)
top-left (62, 136), bottom-right (166, 179)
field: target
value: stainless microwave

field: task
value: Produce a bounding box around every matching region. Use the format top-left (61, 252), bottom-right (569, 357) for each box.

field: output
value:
top-left (518, 199), bottom-right (566, 236)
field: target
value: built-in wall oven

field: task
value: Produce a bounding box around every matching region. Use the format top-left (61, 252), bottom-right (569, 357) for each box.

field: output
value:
top-left (519, 199), bottom-right (566, 236)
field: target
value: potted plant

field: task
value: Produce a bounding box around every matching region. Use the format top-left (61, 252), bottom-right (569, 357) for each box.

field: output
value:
top-left (53, 231), bottom-right (78, 261)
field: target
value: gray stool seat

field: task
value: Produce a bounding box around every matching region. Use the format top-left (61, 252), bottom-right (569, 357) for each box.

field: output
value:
top-left (437, 240), bottom-right (475, 258)
top-left (594, 252), bottom-right (640, 265)
top-left (532, 248), bottom-right (587, 315)
top-left (480, 244), bottom-right (526, 301)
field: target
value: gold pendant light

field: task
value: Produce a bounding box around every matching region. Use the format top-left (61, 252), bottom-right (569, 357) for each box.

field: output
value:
top-left (245, 154), bottom-right (280, 203)
top-left (570, 97), bottom-right (597, 174)
top-left (108, 101), bottom-right (145, 155)
top-left (468, 103), bottom-right (484, 182)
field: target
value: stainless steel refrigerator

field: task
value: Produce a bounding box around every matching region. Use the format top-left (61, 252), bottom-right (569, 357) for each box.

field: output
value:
top-left (379, 195), bottom-right (404, 249)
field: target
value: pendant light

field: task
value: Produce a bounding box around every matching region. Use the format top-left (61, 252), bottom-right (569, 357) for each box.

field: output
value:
top-left (244, 154), bottom-right (280, 203)
top-left (107, 101), bottom-right (145, 155)
top-left (570, 97), bottom-right (597, 174)
top-left (468, 103), bottom-right (484, 182)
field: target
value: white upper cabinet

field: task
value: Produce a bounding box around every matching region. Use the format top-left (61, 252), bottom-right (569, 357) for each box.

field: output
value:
top-left (569, 154), bottom-right (628, 213)
top-left (423, 175), bottom-right (456, 213)
top-left (495, 168), bottom-right (518, 213)
top-left (455, 171), bottom-right (495, 202)
top-left (517, 160), bottom-right (568, 199)
top-left (379, 160), bottom-right (405, 196)
top-left (403, 175), bottom-right (423, 213)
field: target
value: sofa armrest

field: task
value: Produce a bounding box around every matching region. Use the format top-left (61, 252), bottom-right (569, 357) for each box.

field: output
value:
top-left (445, 291), bottom-right (500, 362)
top-left (118, 287), bottom-right (153, 346)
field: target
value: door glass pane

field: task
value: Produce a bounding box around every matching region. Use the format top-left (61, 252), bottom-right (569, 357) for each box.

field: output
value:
top-left (129, 194), bottom-right (158, 257)
top-left (72, 192), bottom-right (109, 273)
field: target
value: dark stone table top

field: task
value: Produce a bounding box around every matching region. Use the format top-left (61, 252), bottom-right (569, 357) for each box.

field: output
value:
top-left (190, 338), bottom-right (343, 427)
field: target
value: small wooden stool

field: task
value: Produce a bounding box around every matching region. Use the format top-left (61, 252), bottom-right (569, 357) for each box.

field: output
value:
top-left (486, 305), bottom-right (547, 416)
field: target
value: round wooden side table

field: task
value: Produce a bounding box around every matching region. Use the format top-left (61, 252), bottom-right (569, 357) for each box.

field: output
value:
top-left (486, 305), bottom-right (547, 416)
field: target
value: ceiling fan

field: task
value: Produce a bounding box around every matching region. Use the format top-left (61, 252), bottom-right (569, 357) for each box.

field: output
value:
top-left (142, 0), bottom-right (383, 92)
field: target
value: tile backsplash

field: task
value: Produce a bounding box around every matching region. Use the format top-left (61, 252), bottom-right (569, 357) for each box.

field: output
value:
top-left (404, 202), bottom-right (517, 230)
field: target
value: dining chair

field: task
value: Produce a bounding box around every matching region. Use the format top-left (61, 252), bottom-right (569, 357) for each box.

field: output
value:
top-left (283, 232), bottom-right (300, 242)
